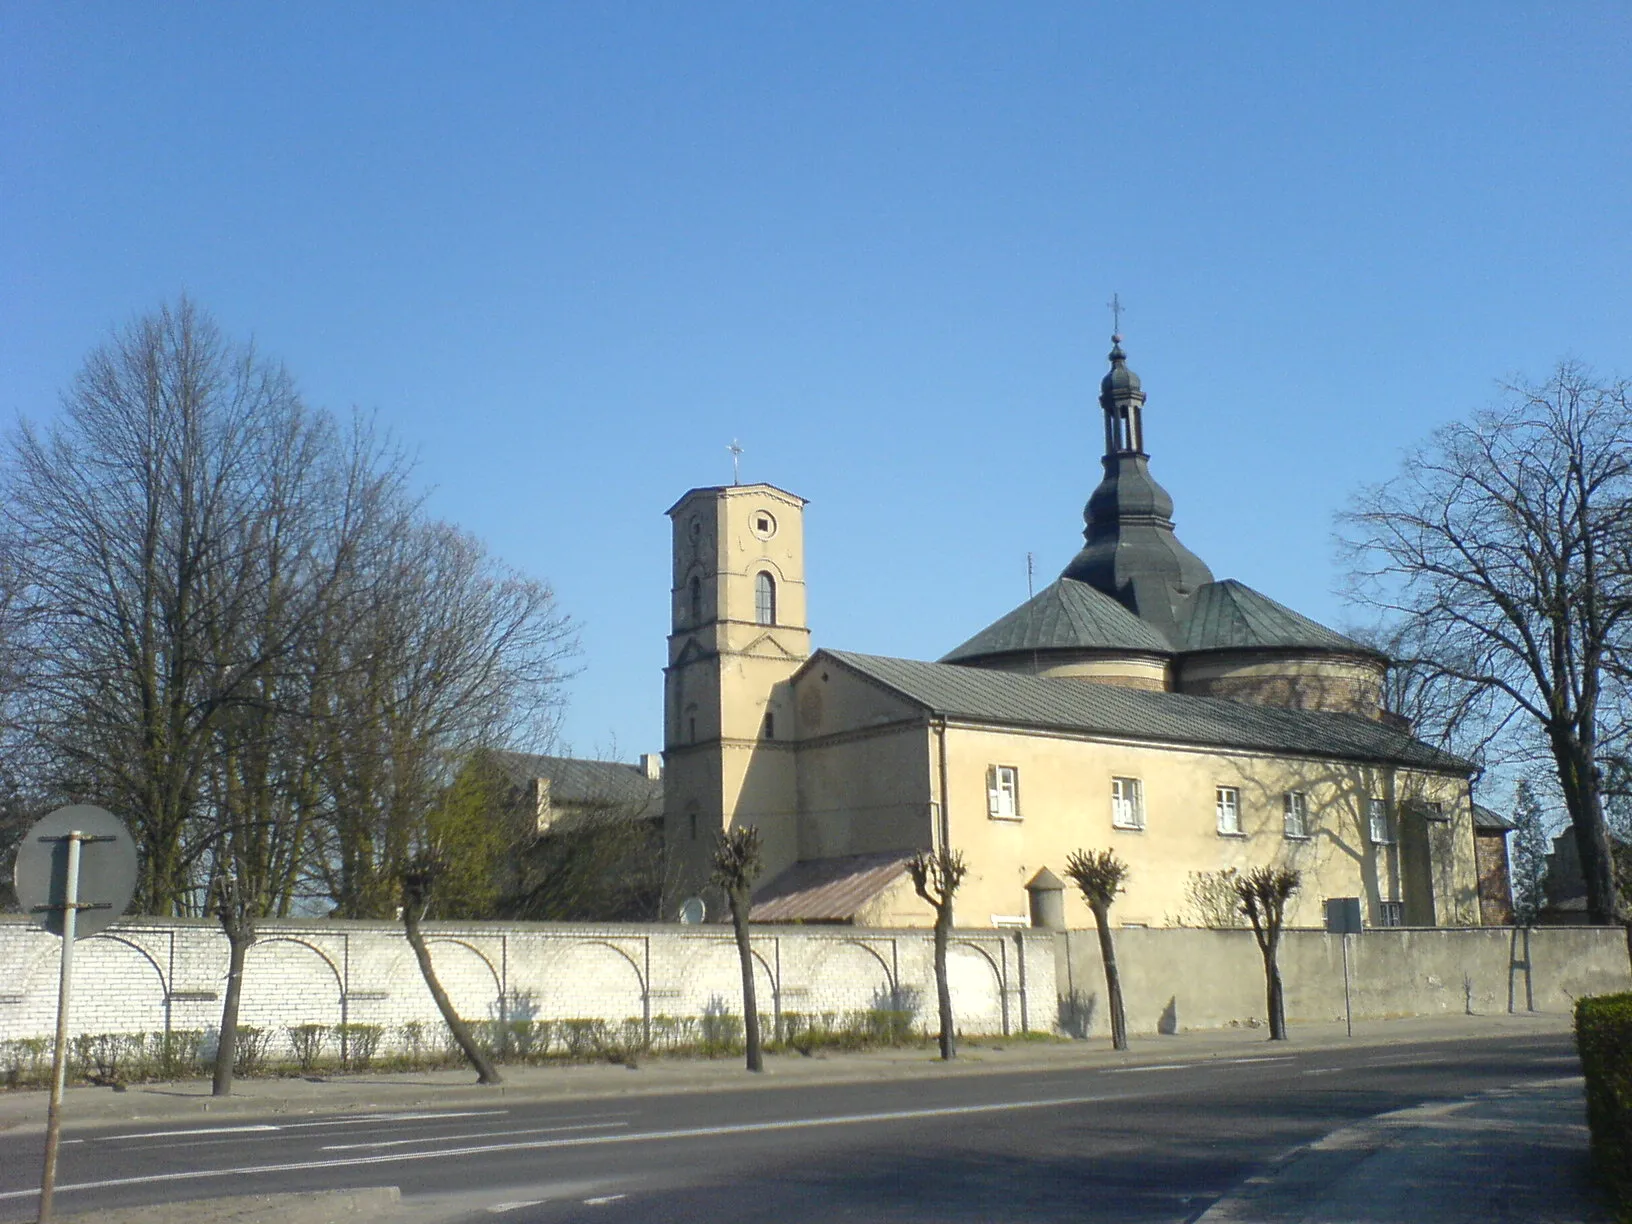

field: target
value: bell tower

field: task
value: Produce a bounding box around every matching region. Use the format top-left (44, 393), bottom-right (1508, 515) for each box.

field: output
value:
top-left (663, 482), bottom-right (809, 909)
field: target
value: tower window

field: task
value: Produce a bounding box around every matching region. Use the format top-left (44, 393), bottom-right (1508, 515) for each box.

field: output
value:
top-left (689, 575), bottom-right (702, 624)
top-left (762, 711), bottom-right (775, 740)
top-left (755, 571), bottom-right (776, 626)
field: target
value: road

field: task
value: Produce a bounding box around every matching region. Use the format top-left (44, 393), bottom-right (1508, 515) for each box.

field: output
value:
top-left (0, 1031), bottom-right (1582, 1223)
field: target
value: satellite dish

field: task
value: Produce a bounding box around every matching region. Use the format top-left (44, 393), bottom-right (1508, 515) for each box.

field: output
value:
top-left (677, 896), bottom-right (706, 924)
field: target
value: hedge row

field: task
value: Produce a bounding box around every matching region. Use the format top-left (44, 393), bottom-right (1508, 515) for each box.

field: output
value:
top-left (1, 1006), bottom-right (929, 1090)
top-left (1576, 992), bottom-right (1632, 1222)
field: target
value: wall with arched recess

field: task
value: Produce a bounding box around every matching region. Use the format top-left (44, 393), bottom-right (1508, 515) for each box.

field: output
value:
top-left (239, 938), bottom-right (344, 1032)
top-left (947, 942), bottom-right (1005, 1033)
top-left (0, 915), bottom-right (1064, 1048)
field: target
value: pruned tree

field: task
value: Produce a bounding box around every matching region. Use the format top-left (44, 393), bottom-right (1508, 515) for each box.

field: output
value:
top-left (1342, 362), bottom-right (1632, 927)
top-left (1064, 848), bottom-right (1129, 1050)
top-left (907, 846), bottom-right (968, 1061)
top-left (711, 825), bottom-right (764, 1073)
top-left (402, 858), bottom-right (501, 1084)
top-left (1234, 865), bottom-right (1300, 1040)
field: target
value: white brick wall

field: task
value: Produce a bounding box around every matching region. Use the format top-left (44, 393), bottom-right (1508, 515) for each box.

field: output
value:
top-left (0, 917), bottom-right (1055, 1046)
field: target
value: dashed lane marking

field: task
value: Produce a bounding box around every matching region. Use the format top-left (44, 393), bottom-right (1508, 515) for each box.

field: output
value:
top-left (322, 1121), bottom-right (630, 1151)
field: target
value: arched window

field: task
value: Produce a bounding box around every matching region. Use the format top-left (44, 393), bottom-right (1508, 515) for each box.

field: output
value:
top-left (688, 575), bottom-right (702, 624)
top-left (754, 571), bottom-right (776, 626)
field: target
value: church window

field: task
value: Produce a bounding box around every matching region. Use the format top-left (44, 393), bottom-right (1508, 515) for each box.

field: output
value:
top-left (762, 711), bottom-right (775, 740)
top-left (689, 576), bottom-right (702, 624)
top-left (987, 765), bottom-right (1019, 820)
top-left (755, 571), bottom-right (776, 625)
top-left (752, 511), bottom-right (777, 539)
top-left (1112, 777), bottom-right (1145, 830)
top-left (686, 804), bottom-right (699, 841)
top-left (1283, 791), bottom-right (1309, 839)
top-left (1367, 798), bottom-right (1392, 844)
top-left (1215, 786), bottom-right (1241, 836)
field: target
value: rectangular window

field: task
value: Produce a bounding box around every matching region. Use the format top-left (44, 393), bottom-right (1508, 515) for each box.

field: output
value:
top-left (1377, 900), bottom-right (1405, 928)
top-left (1112, 777), bottom-right (1145, 830)
top-left (1215, 786), bottom-right (1242, 835)
top-left (1368, 798), bottom-right (1392, 844)
top-left (987, 765), bottom-right (1020, 820)
top-left (1284, 791), bottom-right (1309, 839)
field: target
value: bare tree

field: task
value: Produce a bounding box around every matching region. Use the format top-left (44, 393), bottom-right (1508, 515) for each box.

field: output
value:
top-left (1342, 362), bottom-right (1632, 927)
top-left (403, 859), bottom-right (501, 1084)
top-left (711, 825), bottom-right (764, 1073)
top-left (907, 846), bottom-right (968, 1061)
top-left (1064, 849), bottom-right (1129, 1050)
top-left (1234, 866), bottom-right (1300, 1040)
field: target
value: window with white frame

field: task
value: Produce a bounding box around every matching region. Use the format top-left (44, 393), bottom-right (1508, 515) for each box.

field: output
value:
top-left (1215, 786), bottom-right (1242, 835)
top-left (1112, 777), bottom-right (1145, 830)
top-left (987, 765), bottom-right (1020, 820)
top-left (1283, 791), bottom-right (1309, 839)
top-left (1367, 797), bottom-right (1392, 844)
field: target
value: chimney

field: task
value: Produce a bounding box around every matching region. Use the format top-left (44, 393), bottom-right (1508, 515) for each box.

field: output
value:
top-left (639, 753), bottom-right (663, 780)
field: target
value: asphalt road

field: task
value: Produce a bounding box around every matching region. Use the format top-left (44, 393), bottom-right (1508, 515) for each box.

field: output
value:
top-left (0, 1032), bottom-right (1582, 1223)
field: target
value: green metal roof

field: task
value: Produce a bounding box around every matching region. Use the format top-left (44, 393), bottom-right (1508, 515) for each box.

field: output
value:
top-left (820, 650), bottom-right (1470, 774)
top-left (1175, 580), bottom-right (1377, 655)
top-left (941, 577), bottom-right (1172, 663)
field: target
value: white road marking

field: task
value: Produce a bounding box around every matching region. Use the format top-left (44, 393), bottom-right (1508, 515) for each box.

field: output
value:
top-left (322, 1121), bottom-right (630, 1151)
top-left (488, 1202), bottom-right (545, 1214)
top-left (0, 1091), bottom-right (1120, 1202)
top-left (1366, 1056), bottom-right (1448, 1068)
top-left (1218, 1056), bottom-right (1294, 1065)
top-left (100, 1110), bottom-right (511, 1143)
top-left (584, 1195), bottom-right (626, 1205)
top-left (104, 1125), bottom-right (281, 1140)
top-left (1104, 1063), bottom-right (1189, 1073)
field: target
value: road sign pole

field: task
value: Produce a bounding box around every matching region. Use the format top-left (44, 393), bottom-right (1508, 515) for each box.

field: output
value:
top-left (38, 829), bottom-right (83, 1224)
top-left (1341, 932), bottom-right (1353, 1038)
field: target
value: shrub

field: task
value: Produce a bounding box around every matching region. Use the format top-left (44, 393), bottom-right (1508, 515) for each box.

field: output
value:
top-left (288, 1024), bottom-right (330, 1072)
top-left (1576, 992), bottom-right (1632, 1220)
top-left (233, 1027), bottom-right (274, 1077)
top-left (155, 1030), bottom-right (206, 1080)
top-left (338, 1024), bottom-right (384, 1071)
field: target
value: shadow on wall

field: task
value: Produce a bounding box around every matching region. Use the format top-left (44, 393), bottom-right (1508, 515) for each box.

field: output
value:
top-left (1059, 989), bottom-right (1096, 1039)
top-left (1158, 996), bottom-right (1178, 1035)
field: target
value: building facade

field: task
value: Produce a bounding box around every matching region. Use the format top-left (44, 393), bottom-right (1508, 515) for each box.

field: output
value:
top-left (662, 336), bottom-right (1484, 930)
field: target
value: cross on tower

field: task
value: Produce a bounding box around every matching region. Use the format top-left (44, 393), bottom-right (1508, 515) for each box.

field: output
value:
top-left (1107, 292), bottom-right (1124, 338)
top-left (727, 439), bottom-right (743, 485)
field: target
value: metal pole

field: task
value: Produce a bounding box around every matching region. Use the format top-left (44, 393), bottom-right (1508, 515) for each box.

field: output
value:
top-left (38, 830), bottom-right (83, 1224)
top-left (1341, 931), bottom-right (1353, 1038)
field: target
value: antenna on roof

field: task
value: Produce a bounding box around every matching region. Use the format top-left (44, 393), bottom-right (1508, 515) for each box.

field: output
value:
top-left (727, 439), bottom-right (743, 485)
top-left (1026, 552), bottom-right (1035, 599)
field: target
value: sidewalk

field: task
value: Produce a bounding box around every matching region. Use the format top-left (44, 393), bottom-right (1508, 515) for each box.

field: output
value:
top-left (1197, 1076), bottom-right (1612, 1223)
top-left (0, 1011), bottom-right (1575, 1135)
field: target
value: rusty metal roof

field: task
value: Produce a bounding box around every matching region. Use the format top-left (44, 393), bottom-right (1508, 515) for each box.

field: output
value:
top-left (751, 850), bottom-right (916, 922)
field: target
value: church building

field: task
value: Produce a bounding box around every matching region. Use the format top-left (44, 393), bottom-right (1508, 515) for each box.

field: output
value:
top-left (661, 336), bottom-right (1482, 930)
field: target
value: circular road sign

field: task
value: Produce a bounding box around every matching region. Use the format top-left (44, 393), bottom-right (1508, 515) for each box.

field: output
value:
top-left (13, 805), bottom-right (138, 939)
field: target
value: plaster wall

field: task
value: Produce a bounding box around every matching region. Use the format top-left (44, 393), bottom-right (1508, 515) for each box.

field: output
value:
top-left (1056, 924), bottom-right (1632, 1037)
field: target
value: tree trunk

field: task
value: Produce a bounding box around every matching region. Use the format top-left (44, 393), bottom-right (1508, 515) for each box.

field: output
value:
top-left (728, 885), bottom-right (762, 1073)
top-left (403, 904), bottom-right (502, 1085)
top-left (211, 914), bottom-right (254, 1096)
top-left (1263, 933), bottom-right (1286, 1040)
top-left (1551, 730), bottom-right (1622, 926)
top-left (933, 906), bottom-right (955, 1061)
top-left (1092, 902), bottom-right (1127, 1051)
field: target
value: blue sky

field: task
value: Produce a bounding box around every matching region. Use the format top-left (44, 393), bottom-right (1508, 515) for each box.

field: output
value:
top-left (3, 3), bottom-right (1628, 762)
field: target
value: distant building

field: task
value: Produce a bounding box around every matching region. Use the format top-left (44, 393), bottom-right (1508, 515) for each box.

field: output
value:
top-left (662, 336), bottom-right (1482, 929)
top-left (1471, 804), bottom-right (1515, 926)
top-left (492, 751), bottom-right (664, 833)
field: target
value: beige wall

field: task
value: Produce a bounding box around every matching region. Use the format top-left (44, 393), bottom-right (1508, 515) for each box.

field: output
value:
top-left (1057, 924), bottom-right (1632, 1037)
top-left (937, 722), bottom-right (1477, 931)
top-left (1177, 651), bottom-right (1385, 717)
